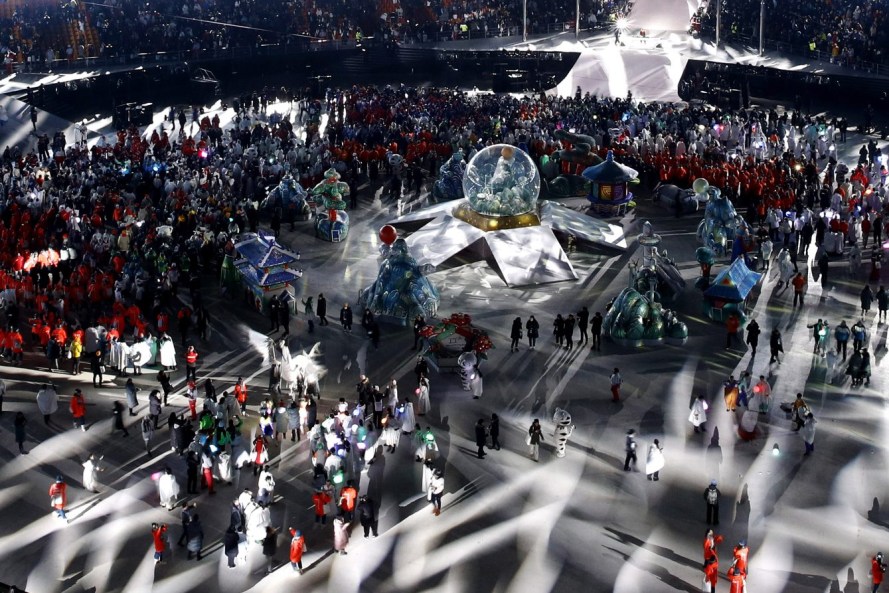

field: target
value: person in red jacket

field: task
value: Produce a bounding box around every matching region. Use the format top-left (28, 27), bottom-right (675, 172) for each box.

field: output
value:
top-left (703, 530), bottom-right (724, 592)
top-left (289, 528), bottom-right (307, 574)
top-left (70, 388), bottom-right (86, 431)
top-left (152, 522), bottom-right (168, 564)
top-left (312, 488), bottom-right (331, 525)
top-left (728, 563), bottom-right (745, 593)
top-left (49, 476), bottom-right (67, 521)
top-left (234, 377), bottom-right (248, 415)
top-left (185, 345), bottom-right (198, 382)
top-left (732, 540), bottom-right (749, 574)
top-left (873, 552), bottom-right (887, 593)
top-left (725, 314), bottom-right (740, 350)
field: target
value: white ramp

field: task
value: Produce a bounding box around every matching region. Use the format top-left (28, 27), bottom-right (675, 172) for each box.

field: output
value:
top-left (628, 0), bottom-right (700, 32)
top-left (552, 45), bottom-right (686, 102)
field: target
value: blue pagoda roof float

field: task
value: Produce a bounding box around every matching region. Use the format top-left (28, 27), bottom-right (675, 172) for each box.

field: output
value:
top-left (582, 150), bottom-right (639, 184)
top-left (703, 257), bottom-right (762, 302)
top-left (582, 150), bottom-right (639, 217)
top-left (234, 232), bottom-right (301, 268)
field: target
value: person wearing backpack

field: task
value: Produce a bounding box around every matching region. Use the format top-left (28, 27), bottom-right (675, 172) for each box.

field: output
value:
top-left (704, 480), bottom-right (721, 525)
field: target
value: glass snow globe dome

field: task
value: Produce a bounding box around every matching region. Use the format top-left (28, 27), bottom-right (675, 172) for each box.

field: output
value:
top-left (462, 144), bottom-right (541, 217)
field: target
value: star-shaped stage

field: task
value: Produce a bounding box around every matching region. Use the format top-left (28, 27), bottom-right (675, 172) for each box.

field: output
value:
top-left (390, 198), bottom-right (628, 287)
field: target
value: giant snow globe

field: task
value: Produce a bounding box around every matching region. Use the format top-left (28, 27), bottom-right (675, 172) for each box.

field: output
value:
top-left (463, 144), bottom-right (541, 217)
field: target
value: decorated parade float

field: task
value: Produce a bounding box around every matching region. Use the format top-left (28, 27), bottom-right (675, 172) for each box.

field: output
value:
top-left (262, 173), bottom-right (311, 222)
top-left (652, 177), bottom-right (713, 214)
top-left (357, 225), bottom-right (441, 324)
top-left (702, 258), bottom-right (761, 323)
top-left (696, 185), bottom-right (752, 258)
top-left (231, 233), bottom-right (303, 313)
top-left (389, 144), bottom-right (627, 287)
top-left (418, 312), bottom-right (494, 374)
top-left (431, 153), bottom-right (466, 201)
top-left (310, 168), bottom-right (350, 242)
top-left (538, 129), bottom-right (602, 199)
top-left (583, 150), bottom-right (639, 217)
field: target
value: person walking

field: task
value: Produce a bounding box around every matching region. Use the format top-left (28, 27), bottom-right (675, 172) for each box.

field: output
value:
top-left (802, 411), bottom-right (817, 455)
top-left (509, 317), bottom-right (522, 352)
top-left (125, 378), bottom-right (140, 417)
top-left (152, 522), bottom-right (168, 565)
top-left (577, 306), bottom-right (589, 345)
top-left (689, 394), bottom-right (708, 433)
top-left (157, 369), bottom-right (173, 406)
top-left (428, 468), bottom-right (444, 516)
top-left (82, 454), bottom-right (102, 492)
top-left (333, 515), bottom-right (350, 555)
top-left (224, 527), bottom-right (240, 568)
top-left (49, 475), bottom-right (68, 521)
top-left (862, 284), bottom-right (875, 317)
top-left (158, 467), bottom-right (180, 510)
top-left (70, 388), bottom-right (87, 431)
top-left (878, 286), bottom-right (889, 323)
top-left (338, 480), bottom-right (358, 521)
top-left (704, 480), bottom-right (721, 525)
top-left (148, 389), bottom-right (162, 429)
top-left (261, 525), bottom-right (278, 573)
top-left (792, 272), bottom-right (807, 307)
top-left (725, 314), bottom-right (740, 350)
top-left (610, 368), bottom-right (622, 402)
top-left (111, 401), bottom-right (129, 437)
top-left (563, 313), bottom-right (575, 350)
top-left (186, 451), bottom-right (199, 494)
top-left (645, 439), bottom-right (664, 481)
top-left (317, 293), bottom-right (328, 325)
top-left (769, 328), bottom-right (784, 363)
top-left (527, 418), bottom-right (544, 461)
top-left (553, 314), bottom-right (564, 347)
top-left (525, 315), bottom-right (540, 349)
top-left (312, 488), bottom-right (331, 525)
top-left (358, 495), bottom-right (378, 537)
top-left (745, 318), bottom-right (761, 355)
top-left (623, 429), bottom-right (637, 471)
top-left (289, 528), bottom-right (307, 573)
top-left (591, 311), bottom-right (603, 351)
top-left (489, 413), bottom-right (501, 450)
top-left (14, 411), bottom-right (27, 454)
top-left (141, 415), bottom-right (154, 456)
top-left (474, 418), bottom-right (487, 459)
top-left (340, 303), bottom-right (353, 332)
top-left (36, 383), bottom-right (58, 426)
top-left (872, 552), bottom-right (887, 593)
top-left (835, 320), bottom-right (851, 361)
top-left (412, 314), bottom-right (426, 350)
top-left (70, 336), bottom-right (82, 374)
top-left (185, 345), bottom-right (199, 382)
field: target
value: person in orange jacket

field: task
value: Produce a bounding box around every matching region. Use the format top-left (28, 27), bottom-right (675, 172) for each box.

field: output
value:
top-left (234, 377), bottom-right (248, 415)
top-left (725, 314), bottom-right (740, 350)
top-left (733, 540), bottom-right (749, 574)
top-left (289, 528), bottom-right (307, 574)
top-left (791, 272), bottom-right (807, 308)
top-left (49, 475), bottom-right (68, 521)
top-left (727, 563), bottom-right (746, 593)
top-left (70, 388), bottom-right (87, 431)
top-left (338, 480), bottom-right (358, 521)
top-left (703, 529), bottom-right (724, 592)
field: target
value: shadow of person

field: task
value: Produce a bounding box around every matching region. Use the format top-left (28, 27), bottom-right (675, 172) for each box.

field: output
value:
top-left (733, 482), bottom-right (750, 543)
top-left (843, 567), bottom-right (860, 593)
top-left (706, 427), bottom-right (723, 476)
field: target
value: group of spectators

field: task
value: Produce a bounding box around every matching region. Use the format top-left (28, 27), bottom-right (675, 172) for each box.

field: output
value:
top-left (701, 0), bottom-right (889, 67)
top-left (0, 0), bottom-right (635, 74)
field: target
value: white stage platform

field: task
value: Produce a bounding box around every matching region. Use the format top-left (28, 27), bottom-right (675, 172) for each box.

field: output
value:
top-left (628, 0), bottom-right (701, 32)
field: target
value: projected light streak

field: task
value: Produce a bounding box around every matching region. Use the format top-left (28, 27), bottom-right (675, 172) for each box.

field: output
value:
top-left (0, 423), bottom-right (110, 481)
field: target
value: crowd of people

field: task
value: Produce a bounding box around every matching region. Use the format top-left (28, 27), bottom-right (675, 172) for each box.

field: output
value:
top-left (701, 0), bottom-right (889, 67)
top-left (0, 0), bottom-right (633, 73)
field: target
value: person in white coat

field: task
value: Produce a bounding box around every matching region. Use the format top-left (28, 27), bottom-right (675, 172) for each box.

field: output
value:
top-left (257, 469), bottom-right (275, 506)
top-left (245, 500), bottom-right (271, 544)
top-left (645, 439), bottom-right (664, 481)
top-left (159, 334), bottom-right (177, 370)
top-left (802, 412), bottom-right (817, 455)
top-left (158, 466), bottom-right (181, 510)
top-left (36, 384), bottom-right (59, 425)
top-left (416, 377), bottom-right (431, 416)
top-left (82, 454), bottom-right (103, 492)
top-left (689, 395), bottom-right (708, 433)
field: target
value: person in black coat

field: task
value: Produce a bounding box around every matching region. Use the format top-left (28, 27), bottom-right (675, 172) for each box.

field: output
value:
top-left (509, 317), bottom-right (522, 352)
top-left (268, 295), bottom-right (280, 331)
top-left (563, 314), bottom-right (576, 351)
top-left (591, 312), bottom-right (603, 351)
top-left (229, 500), bottom-right (243, 532)
top-left (186, 451), bottom-right (199, 494)
top-left (112, 401), bottom-right (129, 437)
top-left (553, 314), bottom-right (565, 347)
top-left (475, 418), bottom-right (487, 459)
top-left (577, 307), bottom-right (590, 345)
top-left (185, 514), bottom-right (204, 560)
top-left (769, 328), bottom-right (784, 363)
top-left (317, 293), bottom-right (328, 325)
top-left (525, 316), bottom-right (539, 349)
top-left (414, 356), bottom-right (429, 384)
top-left (489, 413), bottom-right (501, 450)
top-left (745, 318), bottom-right (761, 356)
top-left (340, 304), bottom-right (353, 331)
top-left (358, 495), bottom-right (378, 537)
top-left (224, 527), bottom-right (240, 568)
top-left (261, 526), bottom-right (278, 573)
top-left (412, 315), bottom-right (426, 350)
top-left (306, 396), bottom-right (318, 428)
